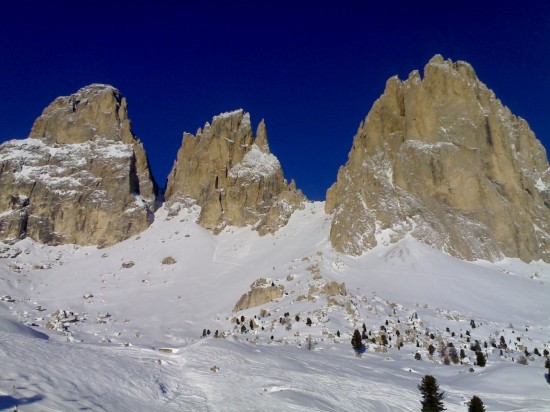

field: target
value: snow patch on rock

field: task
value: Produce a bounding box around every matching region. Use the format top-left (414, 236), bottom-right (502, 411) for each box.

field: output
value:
top-left (228, 144), bottom-right (281, 181)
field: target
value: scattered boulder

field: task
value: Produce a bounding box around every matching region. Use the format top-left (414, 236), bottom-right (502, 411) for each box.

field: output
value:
top-left (321, 281), bottom-right (346, 296)
top-left (162, 256), bottom-right (177, 265)
top-left (233, 279), bottom-right (284, 311)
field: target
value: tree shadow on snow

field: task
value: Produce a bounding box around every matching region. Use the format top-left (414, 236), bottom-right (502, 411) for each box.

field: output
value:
top-left (0, 394), bottom-right (43, 409)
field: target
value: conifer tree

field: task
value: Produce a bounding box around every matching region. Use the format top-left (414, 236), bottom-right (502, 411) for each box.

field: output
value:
top-left (468, 395), bottom-right (486, 412)
top-left (351, 329), bottom-right (364, 353)
top-left (476, 351), bottom-right (486, 367)
top-left (418, 375), bottom-right (445, 411)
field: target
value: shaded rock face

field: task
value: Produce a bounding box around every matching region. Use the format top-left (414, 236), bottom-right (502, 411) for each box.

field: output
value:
top-left (326, 55), bottom-right (550, 262)
top-left (0, 84), bottom-right (158, 246)
top-left (166, 109), bottom-right (305, 234)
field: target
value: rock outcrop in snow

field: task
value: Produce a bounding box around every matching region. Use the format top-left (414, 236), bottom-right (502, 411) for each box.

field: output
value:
top-left (165, 109), bottom-right (305, 234)
top-left (0, 84), bottom-right (158, 246)
top-left (326, 55), bottom-right (550, 262)
top-left (233, 278), bottom-right (284, 312)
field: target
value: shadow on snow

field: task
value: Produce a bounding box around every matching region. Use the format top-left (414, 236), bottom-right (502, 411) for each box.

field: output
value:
top-left (0, 394), bottom-right (43, 409)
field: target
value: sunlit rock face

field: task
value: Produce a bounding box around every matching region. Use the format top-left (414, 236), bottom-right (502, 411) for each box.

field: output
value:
top-left (0, 84), bottom-right (158, 246)
top-left (326, 55), bottom-right (550, 262)
top-left (165, 109), bottom-right (305, 234)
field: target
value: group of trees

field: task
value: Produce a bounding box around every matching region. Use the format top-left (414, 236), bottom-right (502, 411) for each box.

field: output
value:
top-left (418, 375), bottom-right (485, 411)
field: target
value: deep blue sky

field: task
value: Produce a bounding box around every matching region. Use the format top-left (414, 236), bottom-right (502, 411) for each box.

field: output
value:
top-left (1, 1), bottom-right (548, 200)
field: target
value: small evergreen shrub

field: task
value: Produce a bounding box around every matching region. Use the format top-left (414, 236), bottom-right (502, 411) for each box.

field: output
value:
top-left (468, 395), bottom-right (486, 412)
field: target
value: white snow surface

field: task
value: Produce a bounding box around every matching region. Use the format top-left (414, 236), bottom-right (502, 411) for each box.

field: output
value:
top-left (535, 177), bottom-right (548, 192)
top-left (228, 144), bottom-right (280, 181)
top-left (212, 109), bottom-right (244, 122)
top-left (0, 202), bottom-right (549, 411)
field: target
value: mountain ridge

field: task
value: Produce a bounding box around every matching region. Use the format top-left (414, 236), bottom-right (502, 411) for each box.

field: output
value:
top-left (0, 55), bottom-right (548, 263)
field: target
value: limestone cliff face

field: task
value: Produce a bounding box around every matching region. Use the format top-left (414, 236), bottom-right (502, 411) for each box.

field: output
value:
top-left (0, 84), bottom-right (158, 246)
top-left (165, 109), bottom-right (305, 234)
top-left (326, 55), bottom-right (550, 262)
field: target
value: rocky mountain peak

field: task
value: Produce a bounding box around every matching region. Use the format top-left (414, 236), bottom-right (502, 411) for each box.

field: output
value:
top-left (29, 84), bottom-right (136, 146)
top-left (0, 84), bottom-right (158, 246)
top-left (165, 110), bottom-right (305, 234)
top-left (326, 55), bottom-right (550, 262)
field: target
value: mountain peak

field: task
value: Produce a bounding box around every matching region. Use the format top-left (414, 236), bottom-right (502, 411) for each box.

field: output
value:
top-left (0, 84), bottom-right (158, 246)
top-left (165, 110), bottom-right (305, 234)
top-left (326, 55), bottom-right (550, 262)
top-left (75, 83), bottom-right (119, 94)
top-left (29, 83), bottom-right (134, 145)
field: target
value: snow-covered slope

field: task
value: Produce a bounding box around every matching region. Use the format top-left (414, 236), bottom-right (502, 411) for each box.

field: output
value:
top-left (1, 202), bottom-right (549, 411)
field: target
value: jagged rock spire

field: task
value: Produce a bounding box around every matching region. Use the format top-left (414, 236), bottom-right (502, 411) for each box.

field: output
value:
top-left (165, 110), bottom-right (305, 234)
top-left (255, 119), bottom-right (270, 154)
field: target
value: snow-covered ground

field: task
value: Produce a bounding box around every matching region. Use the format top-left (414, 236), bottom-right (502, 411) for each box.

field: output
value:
top-left (1, 202), bottom-right (549, 411)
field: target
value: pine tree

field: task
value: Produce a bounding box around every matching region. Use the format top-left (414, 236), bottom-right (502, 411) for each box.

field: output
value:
top-left (476, 351), bottom-right (486, 367)
top-left (468, 395), bottom-right (486, 412)
top-left (351, 329), bottom-right (364, 353)
top-left (418, 375), bottom-right (445, 411)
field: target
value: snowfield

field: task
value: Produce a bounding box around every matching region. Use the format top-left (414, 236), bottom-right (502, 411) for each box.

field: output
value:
top-left (1, 202), bottom-right (549, 411)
